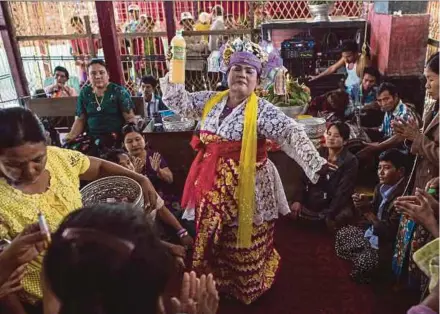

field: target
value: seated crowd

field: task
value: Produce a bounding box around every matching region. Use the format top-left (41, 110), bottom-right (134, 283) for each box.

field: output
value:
top-left (305, 51), bottom-right (439, 313)
top-left (0, 45), bottom-right (438, 314)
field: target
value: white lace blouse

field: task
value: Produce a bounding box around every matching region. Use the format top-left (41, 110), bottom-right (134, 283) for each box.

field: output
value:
top-left (160, 75), bottom-right (327, 224)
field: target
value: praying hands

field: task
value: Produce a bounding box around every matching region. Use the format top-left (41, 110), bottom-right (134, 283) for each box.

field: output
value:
top-left (395, 188), bottom-right (439, 237)
top-left (391, 116), bottom-right (420, 142)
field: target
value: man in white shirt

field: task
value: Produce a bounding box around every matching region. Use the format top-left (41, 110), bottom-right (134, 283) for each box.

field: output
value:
top-left (208, 5), bottom-right (225, 52)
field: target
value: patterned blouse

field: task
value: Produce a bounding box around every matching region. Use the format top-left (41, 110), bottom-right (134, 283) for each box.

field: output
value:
top-left (160, 75), bottom-right (327, 224)
top-left (0, 146), bottom-right (90, 303)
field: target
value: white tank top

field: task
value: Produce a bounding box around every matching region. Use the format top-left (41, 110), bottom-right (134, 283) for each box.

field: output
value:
top-left (345, 62), bottom-right (360, 88)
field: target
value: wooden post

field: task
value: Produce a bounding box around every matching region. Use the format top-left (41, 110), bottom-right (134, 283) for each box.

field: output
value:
top-left (0, 2), bottom-right (29, 99)
top-left (95, 1), bottom-right (123, 85)
top-left (164, 0), bottom-right (176, 44)
top-left (84, 15), bottom-right (96, 57)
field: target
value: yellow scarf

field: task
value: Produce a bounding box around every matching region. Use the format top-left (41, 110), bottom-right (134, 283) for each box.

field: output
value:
top-left (202, 90), bottom-right (258, 248)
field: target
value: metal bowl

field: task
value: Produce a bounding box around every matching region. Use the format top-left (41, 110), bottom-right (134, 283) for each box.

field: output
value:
top-left (279, 106), bottom-right (305, 118)
top-left (80, 176), bottom-right (144, 210)
top-left (296, 117), bottom-right (327, 139)
top-left (162, 114), bottom-right (195, 132)
top-left (308, 4), bottom-right (333, 22)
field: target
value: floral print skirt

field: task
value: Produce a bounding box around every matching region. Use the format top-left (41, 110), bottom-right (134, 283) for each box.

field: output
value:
top-left (191, 140), bottom-right (280, 304)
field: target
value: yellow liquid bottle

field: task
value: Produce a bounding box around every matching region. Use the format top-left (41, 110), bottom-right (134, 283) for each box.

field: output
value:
top-left (170, 30), bottom-right (186, 84)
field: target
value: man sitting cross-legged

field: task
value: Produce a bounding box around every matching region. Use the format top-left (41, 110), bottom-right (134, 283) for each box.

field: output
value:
top-left (335, 148), bottom-right (408, 283)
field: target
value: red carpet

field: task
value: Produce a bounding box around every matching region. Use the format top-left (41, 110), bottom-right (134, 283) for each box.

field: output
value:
top-left (217, 218), bottom-right (418, 314)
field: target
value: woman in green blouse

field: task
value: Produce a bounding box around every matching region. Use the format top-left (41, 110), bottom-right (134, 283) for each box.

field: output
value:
top-left (64, 59), bottom-right (136, 156)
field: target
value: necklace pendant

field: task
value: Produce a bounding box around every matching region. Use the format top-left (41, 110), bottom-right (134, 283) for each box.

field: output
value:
top-left (97, 106), bottom-right (102, 112)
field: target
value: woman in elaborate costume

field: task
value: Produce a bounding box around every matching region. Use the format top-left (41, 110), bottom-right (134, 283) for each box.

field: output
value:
top-left (160, 39), bottom-right (333, 304)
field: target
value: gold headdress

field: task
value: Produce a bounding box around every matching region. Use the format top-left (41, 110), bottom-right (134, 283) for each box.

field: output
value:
top-left (220, 38), bottom-right (268, 73)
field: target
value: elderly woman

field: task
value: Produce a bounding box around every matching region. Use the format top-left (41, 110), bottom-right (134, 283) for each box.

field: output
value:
top-left (0, 107), bottom-right (157, 312)
top-left (392, 52), bottom-right (439, 294)
top-left (64, 59), bottom-right (136, 157)
top-left (160, 39), bottom-right (333, 304)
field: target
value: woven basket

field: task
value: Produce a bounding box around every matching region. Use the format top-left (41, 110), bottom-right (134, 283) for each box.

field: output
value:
top-left (297, 117), bottom-right (327, 139)
top-left (80, 176), bottom-right (144, 210)
top-left (162, 114), bottom-right (195, 132)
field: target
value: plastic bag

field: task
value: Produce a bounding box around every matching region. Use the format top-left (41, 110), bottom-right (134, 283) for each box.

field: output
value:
top-left (207, 51), bottom-right (221, 73)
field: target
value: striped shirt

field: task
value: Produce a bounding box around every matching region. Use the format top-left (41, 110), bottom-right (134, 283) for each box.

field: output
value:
top-left (380, 100), bottom-right (418, 138)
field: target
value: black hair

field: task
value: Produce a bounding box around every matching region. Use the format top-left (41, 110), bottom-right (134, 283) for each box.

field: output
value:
top-left (326, 121), bottom-right (350, 141)
top-left (44, 204), bottom-right (172, 314)
top-left (54, 66), bottom-right (69, 79)
top-left (70, 16), bottom-right (84, 27)
top-left (104, 149), bottom-right (128, 164)
top-left (341, 40), bottom-right (358, 53)
top-left (121, 123), bottom-right (149, 150)
top-left (34, 89), bottom-right (48, 98)
top-left (211, 5), bottom-right (223, 17)
top-left (326, 88), bottom-right (349, 109)
top-left (426, 52), bottom-right (439, 75)
top-left (377, 82), bottom-right (398, 97)
top-left (0, 107), bottom-right (46, 151)
top-left (87, 59), bottom-right (107, 71)
top-left (363, 66), bottom-right (381, 83)
top-left (379, 148), bottom-right (408, 173)
top-left (122, 123), bottom-right (142, 139)
top-left (141, 75), bottom-right (158, 88)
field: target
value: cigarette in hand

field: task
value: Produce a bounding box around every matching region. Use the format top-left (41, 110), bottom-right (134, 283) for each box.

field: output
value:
top-left (38, 212), bottom-right (51, 244)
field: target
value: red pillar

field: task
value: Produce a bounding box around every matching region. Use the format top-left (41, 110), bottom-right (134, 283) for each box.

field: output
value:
top-left (95, 1), bottom-right (123, 85)
top-left (0, 2), bottom-right (29, 99)
top-left (164, 1), bottom-right (176, 44)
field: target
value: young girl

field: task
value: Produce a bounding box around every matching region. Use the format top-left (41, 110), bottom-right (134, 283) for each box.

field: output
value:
top-left (290, 122), bottom-right (358, 229)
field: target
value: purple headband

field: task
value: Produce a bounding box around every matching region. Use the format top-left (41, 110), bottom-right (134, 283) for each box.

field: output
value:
top-left (228, 51), bottom-right (262, 75)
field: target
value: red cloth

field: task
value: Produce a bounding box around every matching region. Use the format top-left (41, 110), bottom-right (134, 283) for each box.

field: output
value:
top-left (181, 135), bottom-right (267, 209)
top-left (70, 38), bottom-right (100, 55)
